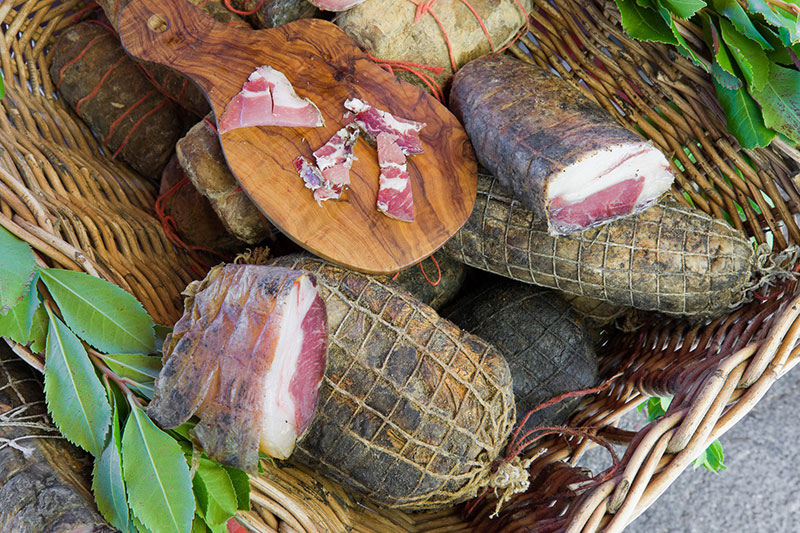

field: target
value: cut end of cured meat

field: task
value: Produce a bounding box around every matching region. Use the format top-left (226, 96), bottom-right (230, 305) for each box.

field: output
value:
top-left (147, 265), bottom-right (327, 472)
top-left (218, 66), bottom-right (324, 134)
top-left (377, 132), bottom-right (414, 222)
top-left (307, 0), bottom-right (366, 10)
top-left (260, 273), bottom-right (328, 459)
top-left (545, 142), bottom-right (673, 235)
top-left (344, 98), bottom-right (425, 155)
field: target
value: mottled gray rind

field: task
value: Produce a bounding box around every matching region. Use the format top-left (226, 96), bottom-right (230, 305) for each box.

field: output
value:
top-left (269, 254), bottom-right (516, 511)
top-left (450, 54), bottom-right (654, 232)
top-left (442, 173), bottom-right (755, 318)
top-left (0, 345), bottom-right (113, 532)
top-left (381, 251), bottom-right (467, 311)
top-left (444, 281), bottom-right (598, 427)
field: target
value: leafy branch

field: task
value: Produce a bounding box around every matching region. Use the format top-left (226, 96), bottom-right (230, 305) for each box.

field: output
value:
top-left (0, 225), bottom-right (249, 532)
top-left (637, 397), bottom-right (726, 472)
top-left (615, 0), bottom-right (800, 149)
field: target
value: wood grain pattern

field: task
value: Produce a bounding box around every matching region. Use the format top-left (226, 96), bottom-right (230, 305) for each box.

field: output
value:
top-left (118, 0), bottom-right (477, 274)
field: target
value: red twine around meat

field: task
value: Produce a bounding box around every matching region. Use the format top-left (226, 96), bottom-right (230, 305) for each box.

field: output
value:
top-left (223, 0), bottom-right (268, 16)
top-left (464, 374), bottom-right (622, 518)
top-left (155, 176), bottom-right (229, 277)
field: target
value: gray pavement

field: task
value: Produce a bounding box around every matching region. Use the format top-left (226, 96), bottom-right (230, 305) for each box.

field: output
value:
top-left (580, 366), bottom-right (800, 532)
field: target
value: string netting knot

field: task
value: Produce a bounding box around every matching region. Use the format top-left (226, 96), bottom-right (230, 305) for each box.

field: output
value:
top-left (486, 455), bottom-right (536, 517)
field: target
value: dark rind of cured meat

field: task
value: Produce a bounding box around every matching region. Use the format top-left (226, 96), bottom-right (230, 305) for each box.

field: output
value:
top-left (49, 22), bottom-right (186, 178)
top-left (176, 115), bottom-right (273, 244)
top-left (444, 281), bottom-right (598, 427)
top-left (148, 264), bottom-right (327, 471)
top-left (442, 173), bottom-right (755, 318)
top-left (268, 254), bottom-right (516, 510)
top-left (381, 251), bottom-right (467, 311)
top-left (449, 54), bottom-right (671, 234)
top-left (160, 154), bottom-right (244, 252)
top-left (0, 345), bottom-right (114, 532)
top-left (229, 0), bottom-right (319, 28)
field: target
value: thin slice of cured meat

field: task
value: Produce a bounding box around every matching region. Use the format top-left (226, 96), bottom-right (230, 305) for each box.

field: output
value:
top-left (147, 264), bottom-right (328, 471)
top-left (294, 156), bottom-right (324, 190)
top-left (218, 66), bottom-right (324, 134)
top-left (307, 0), bottom-right (366, 10)
top-left (344, 98), bottom-right (425, 155)
top-left (313, 127), bottom-right (359, 198)
top-left (377, 132), bottom-right (414, 221)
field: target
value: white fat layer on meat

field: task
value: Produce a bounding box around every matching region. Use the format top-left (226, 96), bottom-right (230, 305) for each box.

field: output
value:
top-left (260, 275), bottom-right (317, 460)
top-left (546, 142), bottom-right (673, 206)
top-left (380, 175), bottom-right (410, 192)
top-left (344, 98), bottom-right (423, 134)
top-left (315, 129), bottom-right (357, 170)
top-left (257, 67), bottom-right (309, 110)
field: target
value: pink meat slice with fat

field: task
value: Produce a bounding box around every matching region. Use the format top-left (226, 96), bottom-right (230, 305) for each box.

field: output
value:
top-left (146, 265), bottom-right (328, 471)
top-left (344, 98), bottom-right (425, 155)
top-left (294, 127), bottom-right (359, 205)
top-left (218, 66), bottom-right (324, 134)
top-left (376, 132), bottom-right (414, 222)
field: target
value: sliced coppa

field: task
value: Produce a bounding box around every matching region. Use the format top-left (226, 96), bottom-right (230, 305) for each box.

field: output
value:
top-left (307, 0), bottom-right (366, 11)
top-left (268, 254), bottom-right (516, 511)
top-left (376, 132), bottom-right (414, 221)
top-left (450, 54), bottom-right (674, 235)
top-left (442, 173), bottom-right (755, 318)
top-left (344, 98), bottom-right (425, 155)
top-left (218, 65), bottom-right (324, 134)
top-left (312, 126), bottom-right (360, 201)
top-left (147, 265), bottom-right (327, 471)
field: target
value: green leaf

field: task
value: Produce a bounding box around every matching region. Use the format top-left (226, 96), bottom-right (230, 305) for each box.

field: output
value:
top-left (39, 269), bottom-right (155, 354)
top-left (0, 74), bottom-right (4, 99)
top-left (720, 18), bottom-right (770, 90)
top-left (102, 353), bottom-right (161, 383)
top-left (0, 281), bottom-right (38, 345)
top-left (713, 0), bottom-right (773, 48)
top-left (44, 312), bottom-right (111, 456)
top-left (693, 439), bottom-right (727, 471)
top-left (642, 396), bottom-right (672, 422)
top-left (0, 225), bottom-right (36, 315)
top-left (660, 0), bottom-right (706, 19)
top-left (122, 402), bottom-right (194, 533)
top-left (154, 324), bottom-right (172, 353)
top-left (751, 62), bottom-right (800, 142)
top-left (747, 0), bottom-right (800, 42)
top-left (28, 305), bottom-right (48, 354)
top-left (223, 467), bottom-right (251, 511)
top-left (617, 0), bottom-right (680, 43)
top-left (194, 459), bottom-right (238, 526)
top-left (714, 79), bottom-right (777, 147)
top-left (192, 516), bottom-right (210, 533)
top-left (132, 514), bottom-right (152, 533)
top-left (655, 3), bottom-right (708, 69)
top-left (701, 13), bottom-right (745, 89)
top-left (93, 399), bottom-right (131, 531)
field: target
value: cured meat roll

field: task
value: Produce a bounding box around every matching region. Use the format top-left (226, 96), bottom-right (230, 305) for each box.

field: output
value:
top-left (148, 265), bottom-right (327, 471)
top-left (450, 54), bottom-right (674, 235)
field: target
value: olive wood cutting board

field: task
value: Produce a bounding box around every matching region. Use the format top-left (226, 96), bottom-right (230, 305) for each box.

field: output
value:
top-left (118, 0), bottom-right (477, 274)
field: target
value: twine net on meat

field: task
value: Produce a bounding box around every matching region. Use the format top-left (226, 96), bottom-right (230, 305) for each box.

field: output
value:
top-left (445, 174), bottom-right (753, 318)
top-left (2, 0), bottom-right (800, 531)
top-left (269, 255), bottom-right (517, 511)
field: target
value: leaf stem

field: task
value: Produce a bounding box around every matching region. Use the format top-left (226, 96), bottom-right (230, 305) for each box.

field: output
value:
top-left (766, 0), bottom-right (800, 16)
top-left (90, 349), bottom-right (144, 408)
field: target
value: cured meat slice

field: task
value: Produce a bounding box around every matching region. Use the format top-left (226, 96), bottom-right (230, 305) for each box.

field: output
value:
top-left (344, 98), bottom-right (425, 155)
top-left (218, 66), bottom-right (324, 134)
top-left (307, 0), bottom-right (366, 10)
top-left (450, 54), bottom-right (674, 235)
top-left (294, 156), bottom-right (324, 190)
top-left (313, 126), bottom-right (359, 197)
top-left (377, 132), bottom-right (414, 221)
top-left (147, 265), bottom-right (328, 471)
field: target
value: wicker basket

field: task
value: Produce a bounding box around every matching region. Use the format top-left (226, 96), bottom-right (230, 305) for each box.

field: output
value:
top-left (3, 0), bottom-right (800, 531)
